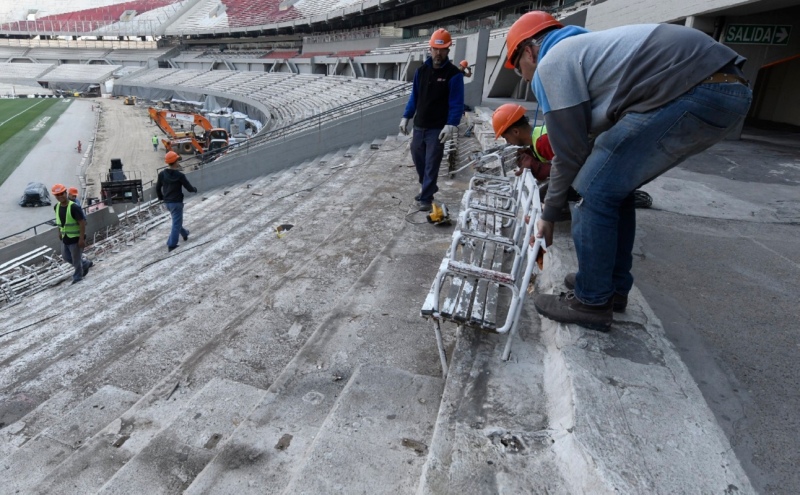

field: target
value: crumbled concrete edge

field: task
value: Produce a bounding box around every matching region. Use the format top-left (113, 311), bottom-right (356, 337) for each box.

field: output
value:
top-left (536, 228), bottom-right (755, 494)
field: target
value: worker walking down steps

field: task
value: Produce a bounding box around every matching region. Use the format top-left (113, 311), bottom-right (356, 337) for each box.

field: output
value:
top-left (157, 151), bottom-right (197, 252)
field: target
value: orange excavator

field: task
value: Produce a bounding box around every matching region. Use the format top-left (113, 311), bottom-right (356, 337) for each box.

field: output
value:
top-left (148, 107), bottom-right (229, 155)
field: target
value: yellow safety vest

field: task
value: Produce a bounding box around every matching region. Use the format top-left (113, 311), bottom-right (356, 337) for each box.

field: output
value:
top-left (531, 125), bottom-right (548, 162)
top-left (55, 201), bottom-right (80, 238)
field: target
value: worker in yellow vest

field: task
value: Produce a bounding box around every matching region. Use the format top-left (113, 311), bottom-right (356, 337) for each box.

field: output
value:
top-left (492, 103), bottom-right (652, 211)
top-left (492, 103), bottom-right (553, 181)
top-left (52, 183), bottom-right (93, 284)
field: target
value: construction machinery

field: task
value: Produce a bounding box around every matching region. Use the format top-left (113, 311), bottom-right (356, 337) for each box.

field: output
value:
top-left (148, 107), bottom-right (229, 156)
top-left (123, 96), bottom-right (136, 105)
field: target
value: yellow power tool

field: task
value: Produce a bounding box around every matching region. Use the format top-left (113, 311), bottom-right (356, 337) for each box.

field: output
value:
top-left (426, 203), bottom-right (451, 226)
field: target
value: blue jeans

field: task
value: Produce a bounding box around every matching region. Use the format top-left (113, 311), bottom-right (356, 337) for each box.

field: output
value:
top-left (166, 202), bottom-right (189, 248)
top-left (62, 241), bottom-right (90, 282)
top-left (410, 128), bottom-right (445, 203)
top-left (570, 82), bottom-right (753, 305)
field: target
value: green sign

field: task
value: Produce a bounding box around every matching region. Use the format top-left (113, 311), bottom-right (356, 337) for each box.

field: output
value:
top-left (724, 24), bottom-right (791, 45)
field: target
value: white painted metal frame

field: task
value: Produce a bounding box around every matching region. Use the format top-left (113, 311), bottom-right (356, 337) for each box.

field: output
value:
top-left (421, 169), bottom-right (546, 377)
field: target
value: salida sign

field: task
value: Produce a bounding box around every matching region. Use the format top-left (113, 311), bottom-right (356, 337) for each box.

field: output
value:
top-left (725, 24), bottom-right (791, 45)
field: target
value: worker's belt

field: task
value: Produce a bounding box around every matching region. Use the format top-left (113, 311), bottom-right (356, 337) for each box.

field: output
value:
top-left (703, 72), bottom-right (749, 86)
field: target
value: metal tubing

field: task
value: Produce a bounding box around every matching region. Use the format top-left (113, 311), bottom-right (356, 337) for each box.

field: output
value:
top-left (433, 320), bottom-right (448, 379)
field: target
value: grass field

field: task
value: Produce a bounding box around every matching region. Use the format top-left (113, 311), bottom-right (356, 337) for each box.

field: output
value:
top-left (0, 98), bottom-right (71, 186)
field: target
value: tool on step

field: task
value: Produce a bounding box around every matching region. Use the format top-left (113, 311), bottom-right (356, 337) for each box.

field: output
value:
top-left (426, 203), bottom-right (451, 226)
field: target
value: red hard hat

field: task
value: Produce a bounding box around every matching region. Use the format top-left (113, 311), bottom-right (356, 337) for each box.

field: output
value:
top-left (492, 103), bottom-right (528, 139)
top-left (67, 186), bottom-right (79, 196)
top-left (429, 29), bottom-right (452, 49)
top-left (165, 150), bottom-right (181, 164)
top-left (51, 183), bottom-right (67, 195)
top-left (504, 11), bottom-right (563, 69)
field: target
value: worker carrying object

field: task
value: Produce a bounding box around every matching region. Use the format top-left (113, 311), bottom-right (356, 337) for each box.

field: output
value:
top-left (399, 28), bottom-right (465, 212)
top-left (504, 11), bottom-right (752, 331)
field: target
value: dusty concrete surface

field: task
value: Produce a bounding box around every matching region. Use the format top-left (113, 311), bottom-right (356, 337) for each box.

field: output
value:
top-left (1, 113), bottom-right (792, 494)
top-left (85, 97), bottom-right (166, 199)
top-left (634, 130), bottom-right (800, 494)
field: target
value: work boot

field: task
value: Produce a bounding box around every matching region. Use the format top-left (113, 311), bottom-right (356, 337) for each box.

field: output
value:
top-left (534, 291), bottom-right (613, 332)
top-left (182, 230), bottom-right (190, 242)
top-left (564, 273), bottom-right (628, 312)
top-left (83, 260), bottom-right (94, 276)
top-left (168, 245), bottom-right (178, 252)
top-left (417, 201), bottom-right (432, 212)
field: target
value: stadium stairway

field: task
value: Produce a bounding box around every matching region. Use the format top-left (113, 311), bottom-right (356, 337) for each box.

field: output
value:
top-left (0, 131), bottom-right (753, 493)
top-left (0, 134), bottom-right (456, 494)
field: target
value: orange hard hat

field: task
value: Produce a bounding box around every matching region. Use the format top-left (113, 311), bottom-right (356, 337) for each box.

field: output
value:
top-left (460, 60), bottom-right (469, 68)
top-left (51, 183), bottom-right (67, 195)
top-left (492, 103), bottom-right (528, 139)
top-left (67, 186), bottom-right (79, 196)
top-left (429, 29), bottom-right (452, 49)
top-left (504, 11), bottom-right (563, 69)
top-left (165, 150), bottom-right (181, 164)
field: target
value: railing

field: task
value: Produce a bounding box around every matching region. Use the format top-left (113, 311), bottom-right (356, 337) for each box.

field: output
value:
top-left (0, 220), bottom-right (56, 244)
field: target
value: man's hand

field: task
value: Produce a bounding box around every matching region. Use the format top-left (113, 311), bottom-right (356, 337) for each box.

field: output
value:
top-left (438, 125), bottom-right (457, 144)
top-left (399, 118), bottom-right (409, 135)
top-left (78, 238), bottom-right (86, 249)
top-left (515, 149), bottom-right (536, 176)
top-left (535, 218), bottom-right (554, 247)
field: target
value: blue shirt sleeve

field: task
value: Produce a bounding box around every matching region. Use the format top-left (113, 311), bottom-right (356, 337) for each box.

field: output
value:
top-left (403, 70), bottom-right (420, 119)
top-left (532, 73), bottom-right (551, 114)
top-left (446, 72), bottom-right (465, 126)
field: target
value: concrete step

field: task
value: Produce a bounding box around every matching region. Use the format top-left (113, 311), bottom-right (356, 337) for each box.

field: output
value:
top-left (282, 365), bottom-right (443, 495)
top-left (35, 380), bottom-right (264, 494)
top-left (416, 321), bottom-right (568, 495)
top-left (183, 194), bottom-right (450, 494)
top-left (0, 389), bottom-right (76, 461)
top-left (94, 378), bottom-right (266, 494)
top-left (0, 385), bottom-right (140, 495)
top-left (0, 153), bottom-right (376, 436)
top-left (0, 146), bottom-right (380, 380)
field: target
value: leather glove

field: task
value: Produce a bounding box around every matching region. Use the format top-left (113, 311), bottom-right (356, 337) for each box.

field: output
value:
top-left (438, 124), bottom-right (457, 144)
top-left (399, 118), bottom-right (409, 135)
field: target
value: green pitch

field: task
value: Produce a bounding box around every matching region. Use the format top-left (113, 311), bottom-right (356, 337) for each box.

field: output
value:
top-left (0, 98), bottom-right (71, 187)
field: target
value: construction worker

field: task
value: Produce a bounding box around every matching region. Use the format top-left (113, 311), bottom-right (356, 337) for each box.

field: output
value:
top-left (157, 151), bottom-right (197, 252)
top-left (152, 134), bottom-right (159, 151)
top-left (67, 186), bottom-right (82, 209)
top-left (52, 184), bottom-right (93, 284)
top-left (491, 103), bottom-right (552, 181)
top-left (505, 11), bottom-right (752, 331)
top-left (399, 28), bottom-right (465, 212)
top-left (459, 60), bottom-right (472, 78)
